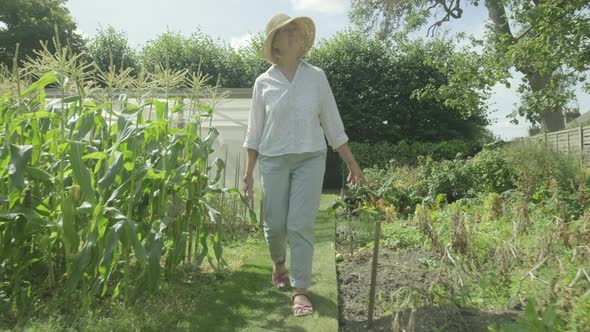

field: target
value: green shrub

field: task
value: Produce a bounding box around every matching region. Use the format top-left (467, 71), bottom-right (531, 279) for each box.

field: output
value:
top-left (505, 143), bottom-right (582, 196)
top-left (307, 29), bottom-right (490, 144)
top-left (354, 141), bottom-right (589, 216)
top-left (466, 147), bottom-right (516, 193)
top-left (87, 26), bottom-right (139, 75)
top-left (350, 139), bottom-right (481, 170)
top-left (362, 166), bottom-right (423, 216)
top-left (416, 156), bottom-right (474, 202)
top-left (490, 301), bottom-right (565, 331)
top-left (382, 220), bottom-right (426, 249)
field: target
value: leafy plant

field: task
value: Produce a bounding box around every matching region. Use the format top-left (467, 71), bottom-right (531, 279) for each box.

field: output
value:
top-left (0, 39), bottom-right (256, 322)
top-left (490, 300), bottom-right (565, 332)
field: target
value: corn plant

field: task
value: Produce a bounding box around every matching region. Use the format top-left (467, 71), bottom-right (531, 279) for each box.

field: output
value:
top-left (0, 39), bottom-right (255, 319)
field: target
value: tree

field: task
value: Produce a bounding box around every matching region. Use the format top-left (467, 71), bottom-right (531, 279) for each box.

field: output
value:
top-left (231, 33), bottom-right (268, 88)
top-left (139, 30), bottom-right (268, 88)
top-left (86, 26), bottom-right (138, 74)
top-left (140, 30), bottom-right (249, 87)
top-left (0, 0), bottom-right (84, 68)
top-left (139, 31), bottom-right (190, 75)
top-left (350, 0), bottom-right (590, 132)
top-left (306, 29), bottom-right (489, 144)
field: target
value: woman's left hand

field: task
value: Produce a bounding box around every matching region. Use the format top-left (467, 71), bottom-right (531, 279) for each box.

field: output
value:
top-left (347, 163), bottom-right (365, 186)
top-left (334, 143), bottom-right (365, 186)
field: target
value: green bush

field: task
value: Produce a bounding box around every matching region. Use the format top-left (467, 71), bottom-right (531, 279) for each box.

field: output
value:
top-left (466, 147), bottom-right (516, 193)
top-left (362, 166), bottom-right (423, 215)
top-left (87, 26), bottom-right (139, 74)
top-left (382, 220), bottom-right (427, 249)
top-left (505, 143), bottom-right (582, 196)
top-left (139, 30), bottom-right (260, 88)
top-left (350, 139), bottom-right (482, 170)
top-left (359, 142), bottom-right (588, 213)
top-left (416, 156), bottom-right (474, 202)
top-left (361, 146), bottom-right (516, 211)
top-left (307, 29), bottom-right (490, 144)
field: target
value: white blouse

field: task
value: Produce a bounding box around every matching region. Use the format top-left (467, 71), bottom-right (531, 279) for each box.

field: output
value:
top-left (242, 60), bottom-right (349, 156)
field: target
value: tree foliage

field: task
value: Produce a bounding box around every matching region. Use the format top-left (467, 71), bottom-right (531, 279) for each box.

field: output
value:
top-left (86, 26), bottom-right (138, 74)
top-left (349, 0), bottom-right (590, 132)
top-left (139, 30), bottom-right (266, 88)
top-left (0, 0), bottom-right (84, 67)
top-left (307, 29), bottom-right (489, 144)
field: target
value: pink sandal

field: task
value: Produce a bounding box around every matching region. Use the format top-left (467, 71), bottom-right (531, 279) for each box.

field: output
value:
top-left (272, 259), bottom-right (289, 290)
top-left (291, 290), bottom-right (314, 317)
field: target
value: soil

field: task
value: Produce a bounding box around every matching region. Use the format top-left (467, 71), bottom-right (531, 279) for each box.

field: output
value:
top-left (335, 223), bottom-right (520, 332)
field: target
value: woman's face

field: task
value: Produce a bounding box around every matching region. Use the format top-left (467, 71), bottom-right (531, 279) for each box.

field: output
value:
top-left (272, 22), bottom-right (304, 58)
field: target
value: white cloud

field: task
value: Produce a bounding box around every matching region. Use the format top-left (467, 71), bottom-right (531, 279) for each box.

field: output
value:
top-left (230, 33), bottom-right (253, 49)
top-left (289, 0), bottom-right (348, 14)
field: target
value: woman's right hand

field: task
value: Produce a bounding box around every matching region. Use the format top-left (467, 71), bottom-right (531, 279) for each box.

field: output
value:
top-left (243, 174), bottom-right (254, 201)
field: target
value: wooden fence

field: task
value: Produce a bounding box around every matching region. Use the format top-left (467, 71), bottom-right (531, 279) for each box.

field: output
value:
top-left (516, 125), bottom-right (590, 165)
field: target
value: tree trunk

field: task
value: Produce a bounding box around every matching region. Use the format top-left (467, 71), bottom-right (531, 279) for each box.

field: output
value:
top-left (485, 0), bottom-right (513, 38)
top-left (485, 0), bottom-right (565, 132)
top-left (527, 70), bottom-right (565, 132)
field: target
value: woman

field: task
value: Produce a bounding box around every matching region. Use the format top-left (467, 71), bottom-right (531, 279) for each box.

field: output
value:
top-left (242, 13), bottom-right (365, 317)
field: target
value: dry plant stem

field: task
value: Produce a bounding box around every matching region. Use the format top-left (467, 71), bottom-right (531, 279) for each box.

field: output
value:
top-left (407, 309), bottom-right (416, 332)
top-left (568, 268), bottom-right (586, 288)
top-left (506, 255), bottom-right (550, 310)
top-left (392, 312), bottom-right (402, 332)
top-left (445, 247), bottom-right (464, 287)
top-left (571, 245), bottom-right (590, 262)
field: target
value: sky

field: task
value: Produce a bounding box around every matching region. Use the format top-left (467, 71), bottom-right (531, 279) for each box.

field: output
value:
top-left (65, 0), bottom-right (589, 140)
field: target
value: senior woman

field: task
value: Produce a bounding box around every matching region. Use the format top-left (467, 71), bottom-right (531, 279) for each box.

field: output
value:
top-left (242, 13), bottom-right (365, 317)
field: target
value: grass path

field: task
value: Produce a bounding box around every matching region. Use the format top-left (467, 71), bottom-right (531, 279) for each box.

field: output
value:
top-left (190, 193), bottom-right (340, 331)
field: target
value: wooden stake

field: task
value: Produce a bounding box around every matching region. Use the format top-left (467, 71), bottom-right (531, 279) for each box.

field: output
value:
top-left (367, 219), bottom-right (382, 328)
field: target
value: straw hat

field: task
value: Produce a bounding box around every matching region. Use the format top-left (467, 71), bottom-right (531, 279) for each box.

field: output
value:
top-left (263, 13), bottom-right (316, 64)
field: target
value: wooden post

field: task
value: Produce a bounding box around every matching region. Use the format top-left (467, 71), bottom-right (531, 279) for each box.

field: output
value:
top-left (367, 218), bottom-right (382, 329)
top-left (580, 126), bottom-right (584, 164)
top-left (544, 132), bottom-right (548, 147)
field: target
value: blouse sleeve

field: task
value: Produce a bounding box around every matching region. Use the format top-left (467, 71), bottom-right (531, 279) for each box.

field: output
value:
top-left (319, 69), bottom-right (349, 150)
top-left (243, 79), bottom-right (265, 151)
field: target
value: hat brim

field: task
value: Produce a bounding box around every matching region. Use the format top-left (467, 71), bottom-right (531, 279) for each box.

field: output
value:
top-left (263, 16), bottom-right (315, 65)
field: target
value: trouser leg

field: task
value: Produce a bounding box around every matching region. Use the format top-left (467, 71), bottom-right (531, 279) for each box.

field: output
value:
top-left (286, 151), bottom-right (326, 288)
top-left (259, 154), bottom-right (290, 263)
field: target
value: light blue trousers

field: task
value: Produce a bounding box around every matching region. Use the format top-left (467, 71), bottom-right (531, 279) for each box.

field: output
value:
top-left (258, 149), bottom-right (326, 289)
